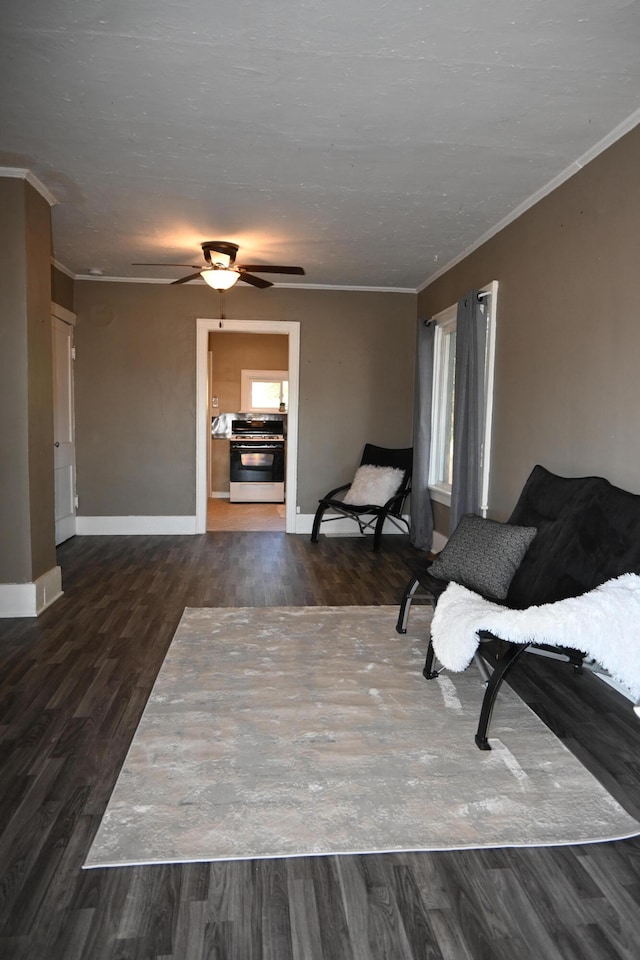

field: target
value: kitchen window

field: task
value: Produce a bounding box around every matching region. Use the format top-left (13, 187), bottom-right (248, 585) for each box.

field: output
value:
top-left (241, 370), bottom-right (288, 412)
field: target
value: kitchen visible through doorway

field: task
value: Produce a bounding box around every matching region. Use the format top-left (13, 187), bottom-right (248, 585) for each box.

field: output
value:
top-left (207, 499), bottom-right (285, 531)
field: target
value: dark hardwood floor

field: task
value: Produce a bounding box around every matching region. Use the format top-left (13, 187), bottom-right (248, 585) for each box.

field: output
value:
top-left (1, 531), bottom-right (639, 959)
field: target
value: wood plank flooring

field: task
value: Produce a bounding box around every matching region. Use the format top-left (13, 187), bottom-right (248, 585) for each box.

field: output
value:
top-left (207, 498), bottom-right (285, 532)
top-left (0, 531), bottom-right (639, 959)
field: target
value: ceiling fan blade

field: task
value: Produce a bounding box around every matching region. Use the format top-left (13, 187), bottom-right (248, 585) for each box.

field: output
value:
top-left (238, 264), bottom-right (305, 275)
top-left (171, 272), bottom-right (204, 285)
top-left (238, 272), bottom-right (273, 289)
top-left (132, 262), bottom-right (202, 268)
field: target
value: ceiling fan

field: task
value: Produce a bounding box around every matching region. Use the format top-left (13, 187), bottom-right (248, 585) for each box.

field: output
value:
top-left (134, 241), bottom-right (305, 290)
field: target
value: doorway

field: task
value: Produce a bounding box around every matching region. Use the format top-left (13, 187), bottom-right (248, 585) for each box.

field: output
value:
top-left (207, 498), bottom-right (285, 531)
top-left (52, 303), bottom-right (77, 545)
top-left (195, 319), bottom-right (300, 534)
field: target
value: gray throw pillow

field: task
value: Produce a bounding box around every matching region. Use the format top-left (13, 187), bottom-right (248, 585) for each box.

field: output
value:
top-left (429, 514), bottom-right (537, 601)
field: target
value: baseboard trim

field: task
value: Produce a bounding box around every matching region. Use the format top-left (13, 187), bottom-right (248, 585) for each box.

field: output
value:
top-left (0, 566), bottom-right (63, 618)
top-left (76, 516), bottom-right (198, 535)
top-left (77, 512), bottom-right (425, 541)
top-left (295, 513), bottom-right (410, 536)
top-left (431, 531), bottom-right (448, 554)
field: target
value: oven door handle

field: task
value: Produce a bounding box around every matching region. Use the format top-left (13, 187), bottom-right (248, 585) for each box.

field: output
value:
top-left (232, 443), bottom-right (281, 450)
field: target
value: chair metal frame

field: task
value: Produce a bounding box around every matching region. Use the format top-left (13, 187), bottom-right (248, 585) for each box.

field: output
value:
top-left (397, 563), bottom-right (587, 749)
top-left (310, 443), bottom-right (413, 552)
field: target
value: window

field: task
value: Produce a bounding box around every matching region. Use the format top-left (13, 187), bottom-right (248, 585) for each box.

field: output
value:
top-left (429, 306), bottom-right (457, 501)
top-left (429, 282), bottom-right (498, 510)
top-left (241, 370), bottom-right (288, 412)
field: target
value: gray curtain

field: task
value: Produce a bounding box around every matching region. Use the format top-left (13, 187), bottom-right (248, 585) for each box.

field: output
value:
top-left (449, 291), bottom-right (487, 533)
top-left (410, 318), bottom-right (435, 550)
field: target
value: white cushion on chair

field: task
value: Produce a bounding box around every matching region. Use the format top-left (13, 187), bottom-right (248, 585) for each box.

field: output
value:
top-left (343, 465), bottom-right (405, 507)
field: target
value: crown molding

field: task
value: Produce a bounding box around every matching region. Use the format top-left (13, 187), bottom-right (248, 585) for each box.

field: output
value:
top-left (418, 107), bottom-right (640, 293)
top-left (272, 282), bottom-right (416, 293)
top-left (0, 166), bottom-right (58, 206)
top-left (51, 257), bottom-right (75, 278)
top-left (73, 274), bottom-right (417, 293)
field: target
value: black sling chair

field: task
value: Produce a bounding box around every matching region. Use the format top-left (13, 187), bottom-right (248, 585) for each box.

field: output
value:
top-left (310, 444), bottom-right (413, 552)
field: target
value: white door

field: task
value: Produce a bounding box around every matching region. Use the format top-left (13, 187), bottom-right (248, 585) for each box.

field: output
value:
top-left (52, 314), bottom-right (77, 544)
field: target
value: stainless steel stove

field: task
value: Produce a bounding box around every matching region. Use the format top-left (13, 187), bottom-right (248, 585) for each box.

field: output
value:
top-left (228, 418), bottom-right (285, 502)
top-left (230, 418), bottom-right (285, 440)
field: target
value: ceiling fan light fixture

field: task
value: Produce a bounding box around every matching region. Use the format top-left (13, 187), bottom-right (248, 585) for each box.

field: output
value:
top-left (209, 251), bottom-right (231, 269)
top-left (137, 240), bottom-right (303, 288)
top-left (201, 266), bottom-right (240, 290)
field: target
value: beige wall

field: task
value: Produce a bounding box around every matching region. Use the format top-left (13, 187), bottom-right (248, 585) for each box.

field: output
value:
top-left (51, 266), bottom-right (74, 313)
top-left (26, 185), bottom-right (56, 577)
top-left (420, 124), bottom-right (640, 528)
top-left (0, 180), bottom-right (31, 580)
top-left (0, 179), bottom-right (55, 583)
top-left (73, 283), bottom-right (416, 516)
top-left (209, 331), bottom-right (289, 494)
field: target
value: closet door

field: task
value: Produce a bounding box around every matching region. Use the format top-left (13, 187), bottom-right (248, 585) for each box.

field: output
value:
top-left (52, 313), bottom-right (77, 544)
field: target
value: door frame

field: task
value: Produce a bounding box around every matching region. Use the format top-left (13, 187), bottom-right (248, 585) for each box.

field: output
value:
top-left (195, 318), bottom-right (301, 533)
top-left (51, 302), bottom-right (77, 544)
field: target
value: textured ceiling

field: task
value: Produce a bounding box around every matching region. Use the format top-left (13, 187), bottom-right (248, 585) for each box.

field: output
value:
top-left (1, 0), bottom-right (639, 290)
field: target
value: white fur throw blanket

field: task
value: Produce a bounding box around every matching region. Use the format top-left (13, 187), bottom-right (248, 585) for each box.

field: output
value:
top-left (431, 573), bottom-right (640, 699)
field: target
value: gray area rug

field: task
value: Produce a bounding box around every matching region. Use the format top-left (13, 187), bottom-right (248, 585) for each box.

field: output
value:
top-left (84, 606), bottom-right (640, 867)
